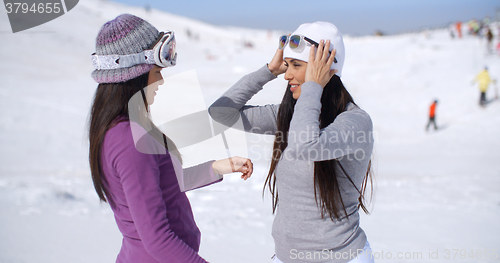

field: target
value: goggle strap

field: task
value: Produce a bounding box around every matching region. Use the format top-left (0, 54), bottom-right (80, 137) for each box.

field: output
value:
top-left (91, 50), bottom-right (156, 70)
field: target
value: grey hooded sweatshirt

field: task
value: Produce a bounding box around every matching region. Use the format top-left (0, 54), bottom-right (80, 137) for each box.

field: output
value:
top-left (209, 65), bottom-right (374, 263)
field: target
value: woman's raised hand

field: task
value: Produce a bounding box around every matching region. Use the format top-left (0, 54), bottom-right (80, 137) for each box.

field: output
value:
top-left (212, 156), bottom-right (253, 180)
top-left (305, 39), bottom-right (338, 88)
top-left (267, 48), bottom-right (288, 76)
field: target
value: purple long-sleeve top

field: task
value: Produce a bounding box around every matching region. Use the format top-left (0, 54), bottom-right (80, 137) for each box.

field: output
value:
top-left (100, 118), bottom-right (223, 263)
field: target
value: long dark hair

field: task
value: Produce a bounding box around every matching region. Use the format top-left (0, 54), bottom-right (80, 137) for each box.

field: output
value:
top-left (88, 73), bottom-right (181, 205)
top-left (264, 75), bottom-right (373, 221)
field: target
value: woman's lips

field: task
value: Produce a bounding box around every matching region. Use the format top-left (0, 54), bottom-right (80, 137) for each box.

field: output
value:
top-left (290, 84), bottom-right (299, 92)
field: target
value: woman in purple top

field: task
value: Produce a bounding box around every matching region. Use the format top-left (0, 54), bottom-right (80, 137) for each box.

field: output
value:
top-left (88, 14), bottom-right (253, 263)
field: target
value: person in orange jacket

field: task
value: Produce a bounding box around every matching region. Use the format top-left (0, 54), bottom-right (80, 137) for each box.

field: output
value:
top-left (426, 100), bottom-right (438, 131)
top-left (456, 21), bottom-right (462, 38)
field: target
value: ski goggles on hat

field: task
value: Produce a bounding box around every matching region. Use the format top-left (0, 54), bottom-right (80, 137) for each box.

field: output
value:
top-left (279, 34), bottom-right (337, 63)
top-left (91, 31), bottom-right (177, 70)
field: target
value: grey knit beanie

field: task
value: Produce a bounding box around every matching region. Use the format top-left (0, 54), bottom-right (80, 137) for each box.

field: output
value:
top-left (92, 14), bottom-right (160, 83)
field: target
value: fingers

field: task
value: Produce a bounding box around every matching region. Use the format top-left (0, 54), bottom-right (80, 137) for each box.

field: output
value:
top-left (273, 48), bottom-right (284, 61)
top-left (242, 158), bottom-right (252, 180)
top-left (229, 156), bottom-right (253, 180)
top-left (325, 47), bottom-right (336, 71)
top-left (248, 158), bottom-right (253, 173)
top-left (239, 158), bottom-right (253, 180)
top-left (314, 39), bottom-right (323, 61)
top-left (245, 158), bottom-right (253, 179)
top-left (316, 39), bottom-right (326, 62)
top-left (306, 39), bottom-right (333, 85)
top-left (310, 39), bottom-right (332, 65)
top-left (329, 69), bottom-right (339, 79)
top-left (308, 42), bottom-right (316, 63)
top-left (322, 40), bottom-right (331, 62)
top-left (270, 48), bottom-right (286, 76)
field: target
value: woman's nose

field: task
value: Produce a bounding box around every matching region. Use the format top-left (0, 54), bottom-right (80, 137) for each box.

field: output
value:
top-left (284, 69), bottom-right (293, 81)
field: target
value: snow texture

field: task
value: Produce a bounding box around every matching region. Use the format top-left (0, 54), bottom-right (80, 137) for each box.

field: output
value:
top-left (0, 1), bottom-right (499, 262)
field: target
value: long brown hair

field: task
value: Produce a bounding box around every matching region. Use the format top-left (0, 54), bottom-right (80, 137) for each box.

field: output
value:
top-left (88, 73), bottom-right (181, 205)
top-left (264, 75), bottom-right (373, 221)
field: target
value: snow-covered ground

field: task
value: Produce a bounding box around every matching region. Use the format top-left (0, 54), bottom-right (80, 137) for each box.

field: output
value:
top-left (1, 1), bottom-right (499, 262)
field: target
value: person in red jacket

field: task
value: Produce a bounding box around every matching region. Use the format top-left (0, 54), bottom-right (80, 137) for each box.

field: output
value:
top-left (426, 100), bottom-right (438, 131)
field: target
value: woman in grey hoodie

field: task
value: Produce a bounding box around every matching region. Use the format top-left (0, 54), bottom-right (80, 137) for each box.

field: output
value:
top-left (209, 22), bottom-right (375, 263)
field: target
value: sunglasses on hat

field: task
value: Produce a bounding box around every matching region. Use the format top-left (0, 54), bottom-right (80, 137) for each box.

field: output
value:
top-left (279, 34), bottom-right (337, 63)
top-left (91, 31), bottom-right (177, 70)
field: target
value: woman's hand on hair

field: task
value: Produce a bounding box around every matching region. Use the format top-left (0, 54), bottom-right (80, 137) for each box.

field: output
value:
top-left (212, 156), bottom-right (253, 180)
top-left (305, 39), bottom-right (338, 88)
top-left (268, 48), bottom-right (288, 76)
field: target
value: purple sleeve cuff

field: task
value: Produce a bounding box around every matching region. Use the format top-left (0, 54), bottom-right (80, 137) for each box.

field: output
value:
top-left (172, 158), bottom-right (223, 192)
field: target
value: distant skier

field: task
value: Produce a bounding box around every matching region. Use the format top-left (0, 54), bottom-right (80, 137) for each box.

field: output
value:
top-left (468, 19), bottom-right (480, 35)
top-left (486, 28), bottom-right (493, 54)
top-left (456, 21), bottom-right (462, 38)
top-left (473, 67), bottom-right (495, 107)
top-left (426, 100), bottom-right (438, 131)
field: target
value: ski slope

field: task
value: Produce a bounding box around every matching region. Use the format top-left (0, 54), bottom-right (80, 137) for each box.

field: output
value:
top-left (0, 0), bottom-right (499, 262)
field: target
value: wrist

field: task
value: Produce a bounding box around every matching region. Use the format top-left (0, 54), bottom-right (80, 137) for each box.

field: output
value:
top-left (267, 63), bottom-right (280, 77)
top-left (304, 76), bottom-right (320, 87)
top-left (212, 161), bottom-right (220, 175)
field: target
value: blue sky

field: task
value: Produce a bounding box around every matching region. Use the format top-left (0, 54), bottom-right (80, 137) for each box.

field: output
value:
top-left (112, 0), bottom-right (499, 35)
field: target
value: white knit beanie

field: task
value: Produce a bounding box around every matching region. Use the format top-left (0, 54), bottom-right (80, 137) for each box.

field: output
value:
top-left (283, 21), bottom-right (345, 77)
